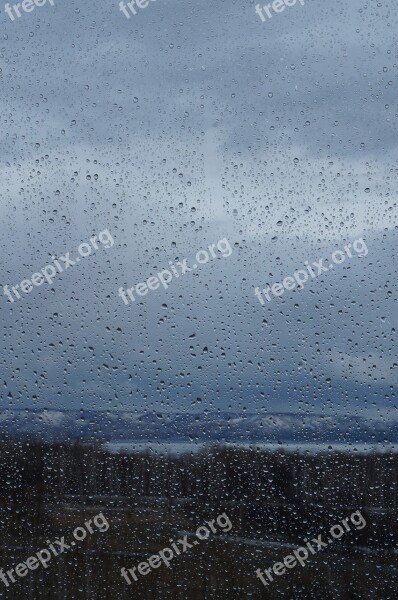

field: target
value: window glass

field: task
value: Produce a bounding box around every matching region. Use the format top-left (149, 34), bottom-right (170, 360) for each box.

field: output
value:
top-left (1, 0), bottom-right (397, 597)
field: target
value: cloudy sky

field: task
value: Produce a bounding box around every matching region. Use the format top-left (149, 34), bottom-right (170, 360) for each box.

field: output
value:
top-left (0, 0), bottom-right (397, 416)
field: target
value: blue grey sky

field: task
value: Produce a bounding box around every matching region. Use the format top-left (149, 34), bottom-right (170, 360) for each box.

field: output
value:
top-left (0, 0), bottom-right (397, 415)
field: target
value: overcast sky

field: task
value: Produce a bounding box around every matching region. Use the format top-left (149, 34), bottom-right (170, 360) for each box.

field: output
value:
top-left (0, 0), bottom-right (397, 416)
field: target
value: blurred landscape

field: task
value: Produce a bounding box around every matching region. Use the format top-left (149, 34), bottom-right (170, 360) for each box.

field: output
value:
top-left (1, 410), bottom-right (398, 446)
top-left (0, 439), bottom-right (397, 599)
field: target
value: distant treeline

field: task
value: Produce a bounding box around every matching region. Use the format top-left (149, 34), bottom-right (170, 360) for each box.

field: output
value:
top-left (0, 440), bottom-right (397, 548)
